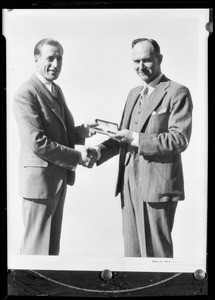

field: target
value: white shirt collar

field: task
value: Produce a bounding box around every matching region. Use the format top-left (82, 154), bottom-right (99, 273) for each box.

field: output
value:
top-left (140, 73), bottom-right (163, 95)
top-left (35, 71), bottom-right (53, 91)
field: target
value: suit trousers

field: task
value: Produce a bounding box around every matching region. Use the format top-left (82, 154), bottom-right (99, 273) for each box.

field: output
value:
top-left (20, 181), bottom-right (67, 255)
top-left (121, 158), bottom-right (177, 258)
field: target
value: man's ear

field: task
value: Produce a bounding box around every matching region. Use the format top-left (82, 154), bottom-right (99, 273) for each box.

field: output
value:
top-left (158, 54), bottom-right (163, 65)
top-left (34, 55), bottom-right (39, 63)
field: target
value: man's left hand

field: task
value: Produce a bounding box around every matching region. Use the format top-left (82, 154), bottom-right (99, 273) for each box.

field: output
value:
top-left (79, 122), bottom-right (98, 138)
top-left (113, 129), bottom-right (134, 144)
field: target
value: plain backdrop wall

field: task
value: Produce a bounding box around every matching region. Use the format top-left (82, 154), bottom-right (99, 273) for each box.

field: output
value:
top-left (4, 9), bottom-right (208, 263)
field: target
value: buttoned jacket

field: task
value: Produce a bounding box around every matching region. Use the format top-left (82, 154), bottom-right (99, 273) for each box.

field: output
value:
top-left (98, 75), bottom-right (193, 202)
top-left (14, 73), bottom-right (84, 199)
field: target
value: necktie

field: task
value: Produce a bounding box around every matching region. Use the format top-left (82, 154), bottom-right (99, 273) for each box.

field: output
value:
top-left (51, 83), bottom-right (62, 116)
top-left (51, 83), bottom-right (59, 98)
top-left (139, 85), bottom-right (149, 106)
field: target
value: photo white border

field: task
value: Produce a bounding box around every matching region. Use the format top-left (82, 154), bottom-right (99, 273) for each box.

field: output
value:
top-left (4, 8), bottom-right (209, 273)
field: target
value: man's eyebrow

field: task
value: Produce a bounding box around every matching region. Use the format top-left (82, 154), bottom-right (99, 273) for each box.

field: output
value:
top-left (46, 54), bottom-right (62, 59)
top-left (133, 58), bottom-right (151, 61)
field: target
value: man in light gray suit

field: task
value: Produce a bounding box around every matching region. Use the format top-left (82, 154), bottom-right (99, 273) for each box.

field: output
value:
top-left (13, 38), bottom-right (97, 255)
top-left (88, 38), bottom-right (193, 258)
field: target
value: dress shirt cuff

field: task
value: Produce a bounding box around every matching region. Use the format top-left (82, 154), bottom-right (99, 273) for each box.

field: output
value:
top-left (131, 132), bottom-right (139, 147)
top-left (94, 146), bottom-right (101, 160)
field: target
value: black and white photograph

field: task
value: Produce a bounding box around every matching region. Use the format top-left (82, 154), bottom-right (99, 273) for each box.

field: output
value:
top-left (3, 8), bottom-right (208, 273)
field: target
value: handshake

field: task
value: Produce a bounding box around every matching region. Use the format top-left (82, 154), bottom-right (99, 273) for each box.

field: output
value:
top-left (77, 122), bottom-right (135, 168)
top-left (78, 147), bottom-right (100, 168)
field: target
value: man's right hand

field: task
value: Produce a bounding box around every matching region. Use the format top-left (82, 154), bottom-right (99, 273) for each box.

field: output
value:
top-left (78, 147), bottom-right (99, 168)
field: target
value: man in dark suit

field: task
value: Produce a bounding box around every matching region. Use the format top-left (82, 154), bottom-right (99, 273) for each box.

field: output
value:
top-left (88, 38), bottom-right (193, 258)
top-left (13, 38), bottom-right (96, 255)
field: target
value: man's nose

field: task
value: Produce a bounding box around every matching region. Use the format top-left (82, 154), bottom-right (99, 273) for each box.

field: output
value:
top-left (52, 58), bottom-right (58, 68)
top-left (139, 61), bottom-right (145, 69)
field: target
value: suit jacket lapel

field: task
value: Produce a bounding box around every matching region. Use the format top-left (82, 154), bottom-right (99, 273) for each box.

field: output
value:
top-left (31, 73), bottom-right (66, 129)
top-left (138, 78), bottom-right (170, 131)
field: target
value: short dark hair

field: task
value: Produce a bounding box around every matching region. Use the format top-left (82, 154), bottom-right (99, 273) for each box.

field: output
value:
top-left (132, 38), bottom-right (160, 56)
top-left (34, 38), bottom-right (64, 56)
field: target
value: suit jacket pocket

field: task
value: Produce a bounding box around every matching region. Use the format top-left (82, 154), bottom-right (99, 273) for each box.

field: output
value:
top-left (155, 162), bottom-right (184, 196)
top-left (23, 157), bottom-right (49, 167)
top-left (147, 112), bottom-right (170, 134)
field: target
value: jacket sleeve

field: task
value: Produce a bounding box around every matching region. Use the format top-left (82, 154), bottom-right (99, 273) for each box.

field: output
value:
top-left (97, 137), bottom-right (121, 165)
top-left (138, 86), bottom-right (193, 156)
top-left (74, 125), bottom-right (86, 145)
top-left (13, 87), bottom-right (81, 170)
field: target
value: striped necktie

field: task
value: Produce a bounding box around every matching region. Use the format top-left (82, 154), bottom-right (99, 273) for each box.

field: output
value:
top-left (51, 83), bottom-right (59, 98)
top-left (51, 83), bottom-right (63, 116)
top-left (139, 85), bottom-right (149, 106)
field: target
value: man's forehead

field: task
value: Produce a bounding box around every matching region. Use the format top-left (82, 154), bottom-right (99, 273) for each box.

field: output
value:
top-left (133, 41), bottom-right (154, 52)
top-left (132, 41), bottom-right (155, 59)
top-left (40, 44), bottom-right (63, 56)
